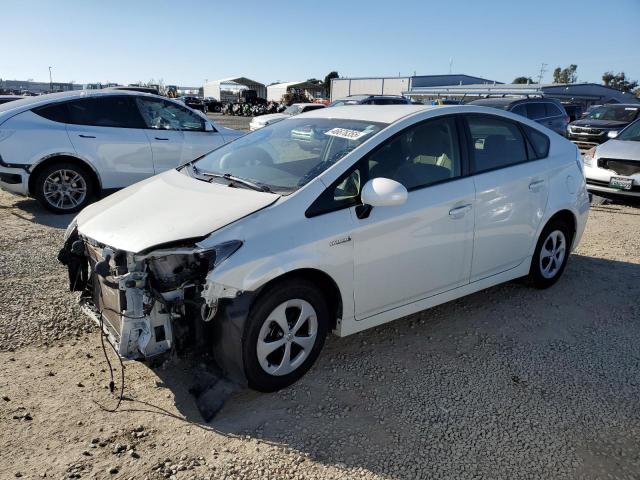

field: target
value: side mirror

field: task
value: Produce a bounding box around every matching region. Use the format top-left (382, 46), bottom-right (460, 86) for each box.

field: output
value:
top-left (361, 177), bottom-right (408, 207)
top-left (607, 130), bottom-right (618, 139)
top-left (205, 122), bottom-right (215, 132)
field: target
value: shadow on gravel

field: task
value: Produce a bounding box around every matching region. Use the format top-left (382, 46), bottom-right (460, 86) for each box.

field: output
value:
top-left (146, 254), bottom-right (640, 478)
top-left (9, 198), bottom-right (75, 229)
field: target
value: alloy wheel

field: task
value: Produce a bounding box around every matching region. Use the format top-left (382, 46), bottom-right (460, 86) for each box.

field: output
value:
top-left (256, 299), bottom-right (318, 376)
top-left (43, 169), bottom-right (87, 210)
top-left (539, 230), bottom-right (566, 279)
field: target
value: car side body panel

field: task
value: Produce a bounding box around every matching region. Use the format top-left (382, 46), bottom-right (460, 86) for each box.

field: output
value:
top-left (201, 106), bottom-right (588, 339)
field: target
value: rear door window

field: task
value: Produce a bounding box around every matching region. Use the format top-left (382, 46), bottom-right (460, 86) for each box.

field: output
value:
top-left (525, 103), bottom-right (547, 120)
top-left (67, 96), bottom-right (145, 128)
top-left (466, 115), bottom-right (528, 173)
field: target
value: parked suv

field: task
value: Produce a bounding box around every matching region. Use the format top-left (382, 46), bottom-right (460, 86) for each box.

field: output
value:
top-left (567, 103), bottom-right (640, 150)
top-left (468, 97), bottom-right (569, 136)
top-left (328, 95), bottom-right (412, 107)
top-left (0, 90), bottom-right (241, 213)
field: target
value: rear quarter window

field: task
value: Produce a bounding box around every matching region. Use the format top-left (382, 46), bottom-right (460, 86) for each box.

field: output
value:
top-left (545, 103), bottom-right (563, 117)
top-left (33, 103), bottom-right (69, 123)
top-left (523, 126), bottom-right (550, 159)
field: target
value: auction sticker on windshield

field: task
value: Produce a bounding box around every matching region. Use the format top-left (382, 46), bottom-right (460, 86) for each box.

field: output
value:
top-left (325, 128), bottom-right (369, 140)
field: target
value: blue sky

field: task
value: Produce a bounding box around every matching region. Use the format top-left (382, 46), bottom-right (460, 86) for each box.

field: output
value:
top-left (2, 0), bottom-right (639, 87)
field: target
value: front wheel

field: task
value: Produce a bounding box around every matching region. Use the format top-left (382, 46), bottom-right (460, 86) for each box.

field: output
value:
top-left (33, 162), bottom-right (95, 213)
top-left (242, 279), bottom-right (328, 392)
top-left (528, 219), bottom-right (573, 289)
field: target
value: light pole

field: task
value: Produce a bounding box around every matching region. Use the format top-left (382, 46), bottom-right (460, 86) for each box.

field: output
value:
top-left (48, 66), bottom-right (53, 92)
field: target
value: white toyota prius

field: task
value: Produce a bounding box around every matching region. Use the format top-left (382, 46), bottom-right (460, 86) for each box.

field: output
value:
top-left (59, 105), bottom-right (589, 392)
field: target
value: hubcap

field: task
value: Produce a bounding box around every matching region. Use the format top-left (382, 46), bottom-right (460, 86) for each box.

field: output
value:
top-left (539, 230), bottom-right (566, 279)
top-left (256, 299), bottom-right (318, 376)
top-left (43, 169), bottom-right (87, 210)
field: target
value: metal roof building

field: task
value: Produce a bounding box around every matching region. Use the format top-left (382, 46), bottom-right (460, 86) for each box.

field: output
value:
top-left (203, 77), bottom-right (266, 101)
top-left (330, 74), bottom-right (500, 101)
top-left (404, 82), bottom-right (640, 106)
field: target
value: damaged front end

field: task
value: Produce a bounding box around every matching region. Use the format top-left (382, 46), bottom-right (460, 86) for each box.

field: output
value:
top-left (58, 227), bottom-right (244, 363)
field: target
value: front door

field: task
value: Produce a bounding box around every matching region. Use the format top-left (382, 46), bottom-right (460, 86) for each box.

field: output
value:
top-left (463, 114), bottom-right (549, 281)
top-left (135, 97), bottom-right (187, 173)
top-left (350, 116), bottom-right (475, 319)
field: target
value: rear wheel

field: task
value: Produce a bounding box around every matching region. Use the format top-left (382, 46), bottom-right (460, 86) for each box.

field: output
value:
top-left (33, 162), bottom-right (95, 213)
top-left (242, 279), bottom-right (328, 392)
top-left (528, 219), bottom-right (572, 289)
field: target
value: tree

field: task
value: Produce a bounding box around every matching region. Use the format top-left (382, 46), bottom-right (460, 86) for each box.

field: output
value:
top-left (513, 76), bottom-right (533, 84)
top-left (602, 71), bottom-right (638, 93)
top-left (323, 71), bottom-right (339, 97)
top-left (552, 65), bottom-right (578, 84)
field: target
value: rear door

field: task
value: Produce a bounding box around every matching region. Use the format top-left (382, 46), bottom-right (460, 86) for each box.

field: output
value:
top-left (464, 114), bottom-right (549, 281)
top-left (135, 97), bottom-right (186, 173)
top-left (65, 96), bottom-right (153, 189)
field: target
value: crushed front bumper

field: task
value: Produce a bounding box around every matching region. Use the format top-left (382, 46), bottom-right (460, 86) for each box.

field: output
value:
top-left (58, 233), bottom-right (253, 384)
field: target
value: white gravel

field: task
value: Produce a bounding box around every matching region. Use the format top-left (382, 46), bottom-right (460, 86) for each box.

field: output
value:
top-left (1, 191), bottom-right (639, 480)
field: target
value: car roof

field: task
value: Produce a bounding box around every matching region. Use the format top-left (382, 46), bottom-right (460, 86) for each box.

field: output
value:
top-left (0, 89), bottom-right (168, 119)
top-left (292, 103), bottom-right (324, 107)
top-left (599, 103), bottom-right (640, 108)
top-left (294, 104), bottom-right (437, 124)
top-left (335, 95), bottom-right (407, 102)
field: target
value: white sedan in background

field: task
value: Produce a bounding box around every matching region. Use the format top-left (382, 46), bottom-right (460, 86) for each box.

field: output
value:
top-left (59, 105), bottom-right (588, 393)
top-left (583, 119), bottom-right (640, 198)
top-left (0, 89), bottom-right (241, 212)
top-left (249, 103), bottom-right (325, 131)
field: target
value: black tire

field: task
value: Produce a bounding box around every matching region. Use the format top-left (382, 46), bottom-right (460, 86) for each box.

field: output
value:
top-left (242, 278), bottom-right (329, 392)
top-left (528, 219), bottom-right (573, 289)
top-left (33, 161), bottom-right (95, 214)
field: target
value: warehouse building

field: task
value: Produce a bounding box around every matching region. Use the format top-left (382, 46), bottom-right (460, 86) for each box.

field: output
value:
top-left (267, 81), bottom-right (325, 102)
top-left (330, 74), bottom-right (499, 101)
top-left (203, 77), bottom-right (266, 102)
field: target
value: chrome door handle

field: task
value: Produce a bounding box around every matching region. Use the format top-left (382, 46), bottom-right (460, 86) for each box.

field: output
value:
top-left (78, 134), bottom-right (96, 138)
top-left (449, 204), bottom-right (472, 218)
top-left (529, 180), bottom-right (545, 191)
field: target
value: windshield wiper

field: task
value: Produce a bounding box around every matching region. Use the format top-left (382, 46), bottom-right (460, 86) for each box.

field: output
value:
top-left (194, 167), bottom-right (272, 193)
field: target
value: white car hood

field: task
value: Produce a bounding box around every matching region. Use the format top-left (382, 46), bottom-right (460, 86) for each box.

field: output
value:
top-left (255, 113), bottom-right (289, 124)
top-left (76, 169), bottom-right (279, 253)
top-left (597, 139), bottom-right (640, 162)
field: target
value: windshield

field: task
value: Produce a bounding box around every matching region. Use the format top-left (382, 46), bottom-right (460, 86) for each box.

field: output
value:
top-left (617, 120), bottom-right (640, 142)
top-left (585, 105), bottom-right (639, 122)
top-left (284, 105), bottom-right (302, 115)
top-left (191, 118), bottom-right (385, 193)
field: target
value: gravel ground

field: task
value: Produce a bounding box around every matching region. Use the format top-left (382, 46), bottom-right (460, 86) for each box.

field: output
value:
top-left (1, 190), bottom-right (640, 480)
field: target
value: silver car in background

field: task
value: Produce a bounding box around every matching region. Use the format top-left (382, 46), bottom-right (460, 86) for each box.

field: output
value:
top-left (583, 119), bottom-right (640, 198)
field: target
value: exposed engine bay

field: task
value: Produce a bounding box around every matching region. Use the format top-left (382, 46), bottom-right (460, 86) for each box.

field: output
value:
top-left (58, 230), bottom-right (247, 380)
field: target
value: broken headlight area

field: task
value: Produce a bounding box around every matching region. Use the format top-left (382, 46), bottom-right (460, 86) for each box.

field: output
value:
top-left (58, 234), bottom-right (243, 361)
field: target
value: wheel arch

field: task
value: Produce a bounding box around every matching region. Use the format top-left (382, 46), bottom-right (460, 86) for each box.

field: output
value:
top-left (545, 209), bottom-right (577, 243)
top-left (251, 268), bottom-right (343, 331)
top-left (28, 154), bottom-right (102, 196)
